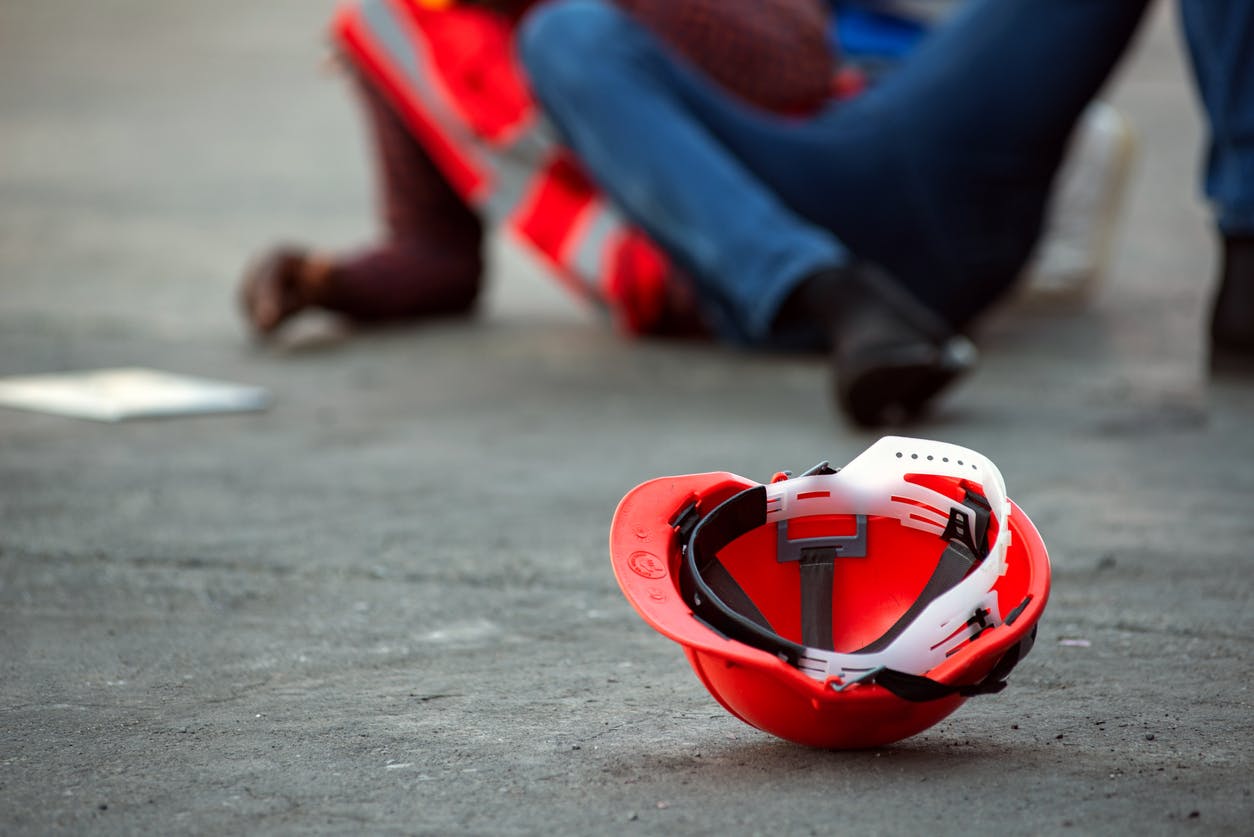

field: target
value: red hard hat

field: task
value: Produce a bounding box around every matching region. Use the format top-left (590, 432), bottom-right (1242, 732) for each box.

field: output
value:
top-left (609, 436), bottom-right (1050, 749)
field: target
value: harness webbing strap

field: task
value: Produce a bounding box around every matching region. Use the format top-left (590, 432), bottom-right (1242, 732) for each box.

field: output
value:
top-left (701, 561), bottom-right (774, 635)
top-left (854, 540), bottom-right (978, 654)
top-left (872, 626), bottom-right (1037, 702)
top-left (799, 557), bottom-right (836, 649)
top-left (689, 486), bottom-right (766, 571)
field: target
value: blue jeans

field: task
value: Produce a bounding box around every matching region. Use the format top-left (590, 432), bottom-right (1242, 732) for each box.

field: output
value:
top-left (1181, 2), bottom-right (1254, 237)
top-left (519, 0), bottom-right (1148, 345)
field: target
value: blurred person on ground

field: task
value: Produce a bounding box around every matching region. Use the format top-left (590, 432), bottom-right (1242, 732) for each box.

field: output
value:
top-left (241, 0), bottom-right (1252, 428)
top-left (240, 0), bottom-right (835, 347)
top-left (517, 0), bottom-right (1254, 425)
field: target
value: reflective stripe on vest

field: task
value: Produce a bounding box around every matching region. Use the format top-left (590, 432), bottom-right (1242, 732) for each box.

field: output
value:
top-left (333, 0), bottom-right (662, 315)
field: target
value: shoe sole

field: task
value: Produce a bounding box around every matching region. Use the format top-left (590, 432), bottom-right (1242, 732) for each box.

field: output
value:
top-left (839, 337), bottom-right (977, 428)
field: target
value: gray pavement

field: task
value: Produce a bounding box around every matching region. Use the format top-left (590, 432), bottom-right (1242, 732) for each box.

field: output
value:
top-left (1, 1), bottom-right (1251, 834)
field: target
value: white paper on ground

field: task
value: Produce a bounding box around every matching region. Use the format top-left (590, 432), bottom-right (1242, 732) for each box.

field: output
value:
top-left (0, 367), bottom-right (271, 422)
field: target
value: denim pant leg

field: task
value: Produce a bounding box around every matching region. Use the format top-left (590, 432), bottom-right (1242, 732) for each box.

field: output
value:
top-left (682, 0), bottom-right (1148, 325)
top-left (520, 0), bottom-right (1148, 335)
top-left (1180, 1), bottom-right (1254, 236)
top-left (518, 1), bottom-right (849, 346)
top-left (812, 0), bottom-right (1150, 323)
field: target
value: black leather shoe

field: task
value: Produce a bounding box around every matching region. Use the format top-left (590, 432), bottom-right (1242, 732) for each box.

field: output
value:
top-left (829, 266), bottom-right (978, 427)
top-left (1210, 235), bottom-right (1254, 374)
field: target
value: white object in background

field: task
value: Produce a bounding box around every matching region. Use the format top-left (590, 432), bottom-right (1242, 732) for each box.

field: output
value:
top-left (0, 367), bottom-right (270, 422)
top-left (1020, 101), bottom-right (1138, 303)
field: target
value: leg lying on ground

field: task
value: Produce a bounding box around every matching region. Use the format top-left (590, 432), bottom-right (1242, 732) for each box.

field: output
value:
top-left (240, 76), bottom-right (483, 338)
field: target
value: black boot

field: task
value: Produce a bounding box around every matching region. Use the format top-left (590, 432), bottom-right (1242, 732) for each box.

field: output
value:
top-left (1210, 234), bottom-right (1254, 372)
top-left (780, 265), bottom-right (978, 427)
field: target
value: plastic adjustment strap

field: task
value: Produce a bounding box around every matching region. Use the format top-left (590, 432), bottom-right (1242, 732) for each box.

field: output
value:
top-left (776, 514), bottom-right (867, 565)
top-left (669, 499), bottom-right (701, 551)
top-left (834, 437), bottom-right (1009, 550)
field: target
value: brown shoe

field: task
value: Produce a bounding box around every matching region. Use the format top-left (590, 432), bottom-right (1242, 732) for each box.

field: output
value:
top-left (239, 246), bottom-right (318, 338)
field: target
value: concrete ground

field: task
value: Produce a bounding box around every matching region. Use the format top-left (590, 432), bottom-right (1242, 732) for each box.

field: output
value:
top-left (1, 1), bottom-right (1251, 834)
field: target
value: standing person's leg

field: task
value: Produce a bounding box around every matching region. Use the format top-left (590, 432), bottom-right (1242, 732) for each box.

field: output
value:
top-left (1179, 0), bottom-right (1254, 363)
top-left (240, 76), bottom-right (484, 337)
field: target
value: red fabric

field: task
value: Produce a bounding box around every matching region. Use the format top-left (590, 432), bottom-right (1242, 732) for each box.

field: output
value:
top-left (613, 0), bottom-right (834, 113)
top-left (512, 154), bottom-right (603, 302)
top-left (605, 232), bottom-right (672, 334)
top-left (335, 0), bottom-right (489, 198)
top-left (329, 0), bottom-right (835, 334)
top-left (403, 4), bottom-right (533, 142)
top-left (513, 155), bottom-right (597, 263)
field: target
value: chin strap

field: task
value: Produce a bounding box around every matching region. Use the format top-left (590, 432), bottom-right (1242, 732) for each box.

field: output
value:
top-left (847, 621), bottom-right (1037, 702)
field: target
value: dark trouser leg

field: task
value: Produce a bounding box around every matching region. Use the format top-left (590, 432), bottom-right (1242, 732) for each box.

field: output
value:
top-left (321, 76), bottom-right (485, 321)
top-left (1180, 1), bottom-right (1254, 359)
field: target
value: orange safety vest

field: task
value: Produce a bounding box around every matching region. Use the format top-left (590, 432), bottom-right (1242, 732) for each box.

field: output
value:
top-left (332, 0), bottom-right (676, 334)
